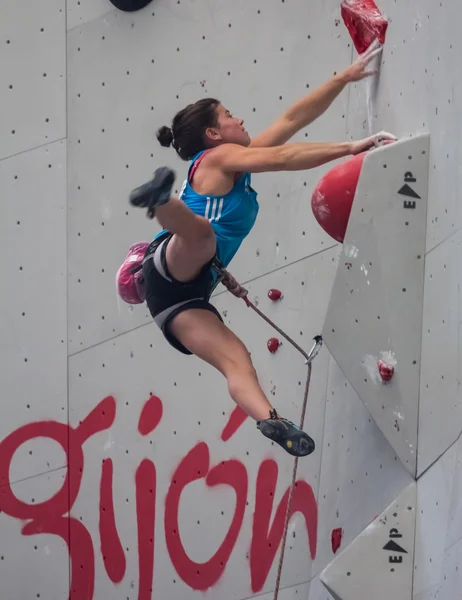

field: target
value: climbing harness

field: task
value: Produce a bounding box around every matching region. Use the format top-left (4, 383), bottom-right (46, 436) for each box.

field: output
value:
top-left (215, 261), bottom-right (323, 599)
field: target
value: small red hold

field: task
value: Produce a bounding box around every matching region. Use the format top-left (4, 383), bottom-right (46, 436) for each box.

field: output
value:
top-left (377, 360), bottom-right (394, 382)
top-left (331, 528), bottom-right (343, 554)
top-left (267, 338), bottom-right (281, 353)
top-left (268, 289), bottom-right (282, 301)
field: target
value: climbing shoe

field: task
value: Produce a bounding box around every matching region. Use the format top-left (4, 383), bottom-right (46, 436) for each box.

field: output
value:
top-left (129, 166), bottom-right (176, 219)
top-left (257, 409), bottom-right (315, 457)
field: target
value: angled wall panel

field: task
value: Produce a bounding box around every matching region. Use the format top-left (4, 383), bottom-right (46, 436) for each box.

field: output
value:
top-left (322, 135), bottom-right (430, 476)
top-left (320, 482), bottom-right (416, 600)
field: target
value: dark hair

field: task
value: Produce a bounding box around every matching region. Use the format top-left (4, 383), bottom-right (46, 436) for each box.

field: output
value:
top-left (156, 98), bottom-right (220, 161)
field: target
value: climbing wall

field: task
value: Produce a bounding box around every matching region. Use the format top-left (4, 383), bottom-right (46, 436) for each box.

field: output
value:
top-left (0, 1), bottom-right (460, 600)
top-left (319, 0), bottom-right (462, 598)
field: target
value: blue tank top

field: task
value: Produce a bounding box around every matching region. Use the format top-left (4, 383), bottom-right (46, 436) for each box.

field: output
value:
top-left (155, 150), bottom-right (259, 268)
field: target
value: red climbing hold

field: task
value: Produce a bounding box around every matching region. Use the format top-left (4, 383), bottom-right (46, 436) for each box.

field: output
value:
top-left (331, 528), bottom-right (343, 554)
top-left (341, 0), bottom-right (388, 55)
top-left (311, 152), bottom-right (366, 243)
top-left (377, 360), bottom-right (394, 382)
top-left (267, 338), bottom-right (281, 354)
top-left (268, 289), bottom-right (282, 301)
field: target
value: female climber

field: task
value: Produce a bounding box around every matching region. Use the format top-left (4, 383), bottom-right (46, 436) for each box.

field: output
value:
top-left (128, 40), bottom-right (396, 458)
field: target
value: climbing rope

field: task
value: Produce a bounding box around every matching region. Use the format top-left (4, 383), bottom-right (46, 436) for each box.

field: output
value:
top-left (219, 266), bottom-right (323, 599)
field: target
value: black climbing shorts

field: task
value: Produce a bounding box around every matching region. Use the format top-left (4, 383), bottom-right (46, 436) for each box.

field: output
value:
top-left (142, 232), bottom-right (223, 355)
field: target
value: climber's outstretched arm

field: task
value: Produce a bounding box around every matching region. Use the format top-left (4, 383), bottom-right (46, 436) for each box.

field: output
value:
top-left (206, 132), bottom-right (397, 175)
top-left (250, 39), bottom-right (383, 148)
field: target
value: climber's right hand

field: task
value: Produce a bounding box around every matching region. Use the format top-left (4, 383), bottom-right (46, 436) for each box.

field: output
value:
top-left (350, 131), bottom-right (397, 155)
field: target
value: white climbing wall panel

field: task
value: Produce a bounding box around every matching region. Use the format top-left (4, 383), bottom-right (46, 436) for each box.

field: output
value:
top-left (0, 0), bottom-right (66, 160)
top-left (0, 141), bottom-right (68, 481)
top-left (413, 436), bottom-right (462, 600)
top-left (322, 134), bottom-right (430, 476)
top-left (417, 229), bottom-right (462, 476)
top-left (320, 482), bottom-right (416, 600)
top-left (0, 0), bottom-right (461, 599)
top-left (0, 470), bottom-right (69, 599)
